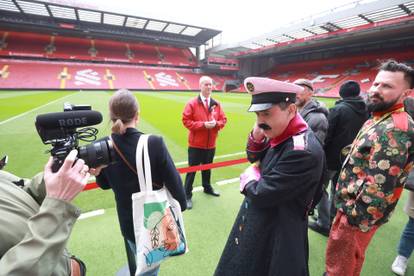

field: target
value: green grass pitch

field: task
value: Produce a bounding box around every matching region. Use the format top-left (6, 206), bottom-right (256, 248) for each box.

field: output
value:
top-left (0, 90), bottom-right (411, 275)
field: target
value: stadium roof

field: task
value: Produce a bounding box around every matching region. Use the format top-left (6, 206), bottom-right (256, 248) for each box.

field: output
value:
top-left (0, 0), bottom-right (221, 47)
top-left (210, 0), bottom-right (414, 57)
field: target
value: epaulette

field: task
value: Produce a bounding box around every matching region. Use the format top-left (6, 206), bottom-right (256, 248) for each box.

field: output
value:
top-left (392, 111), bottom-right (409, 132)
top-left (292, 133), bottom-right (306, 150)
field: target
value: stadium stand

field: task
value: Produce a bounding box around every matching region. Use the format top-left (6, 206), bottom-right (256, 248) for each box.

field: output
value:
top-left (211, 0), bottom-right (414, 96)
top-left (0, 30), bottom-right (197, 67)
top-left (269, 51), bottom-right (414, 97)
top-left (0, 59), bottom-right (230, 90)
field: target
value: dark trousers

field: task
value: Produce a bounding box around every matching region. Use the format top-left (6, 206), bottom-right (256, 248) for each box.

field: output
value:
top-left (184, 147), bottom-right (215, 198)
top-left (329, 171), bottom-right (340, 223)
top-left (315, 170), bottom-right (338, 228)
top-left (124, 238), bottom-right (136, 276)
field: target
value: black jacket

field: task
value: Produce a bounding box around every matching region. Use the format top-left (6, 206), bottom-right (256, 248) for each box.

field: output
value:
top-left (215, 129), bottom-right (325, 276)
top-left (96, 128), bottom-right (186, 243)
top-left (324, 96), bottom-right (368, 170)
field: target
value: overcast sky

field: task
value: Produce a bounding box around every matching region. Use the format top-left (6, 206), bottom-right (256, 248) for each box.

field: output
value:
top-left (51, 0), bottom-right (363, 44)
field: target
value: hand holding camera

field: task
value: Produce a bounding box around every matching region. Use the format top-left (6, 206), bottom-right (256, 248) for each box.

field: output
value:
top-left (43, 149), bottom-right (89, 202)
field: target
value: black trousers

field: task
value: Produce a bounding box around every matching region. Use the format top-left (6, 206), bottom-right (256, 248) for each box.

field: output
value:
top-left (124, 238), bottom-right (136, 276)
top-left (184, 147), bottom-right (215, 198)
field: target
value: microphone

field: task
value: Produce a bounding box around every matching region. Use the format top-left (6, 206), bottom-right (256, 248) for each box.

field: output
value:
top-left (35, 110), bottom-right (103, 143)
top-left (35, 110), bottom-right (102, 129)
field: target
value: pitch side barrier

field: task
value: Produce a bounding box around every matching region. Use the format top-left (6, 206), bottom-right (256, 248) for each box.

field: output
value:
top-left (83, 157), bottom-right (248, 191)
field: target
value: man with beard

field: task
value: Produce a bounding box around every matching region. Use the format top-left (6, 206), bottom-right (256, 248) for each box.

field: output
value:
top-left (215, 77), bottom-right (325, 276)
top-left (324, 60), bottom-right (414, 276)
top-left (294, 78), bottom-right (329, 144)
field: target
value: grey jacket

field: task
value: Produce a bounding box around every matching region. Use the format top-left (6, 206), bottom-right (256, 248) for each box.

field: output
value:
top-left (0, 170), bottom-right (80, 276)
top-left (299, 99), bottom-right (329, 145)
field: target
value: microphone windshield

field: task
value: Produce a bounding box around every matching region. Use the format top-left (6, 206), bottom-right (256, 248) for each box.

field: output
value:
top-left (35, 110), bottom-right (102, 129)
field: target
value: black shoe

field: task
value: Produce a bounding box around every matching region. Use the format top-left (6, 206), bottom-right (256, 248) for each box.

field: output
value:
top-left (323, 272), bottom-right (328, 276)
top-left (186, 199), bottom-right (193, 210)
top-left (308, 221), bottom-right (330, 237)
top-left (204, 188), bottom-right (220, 197)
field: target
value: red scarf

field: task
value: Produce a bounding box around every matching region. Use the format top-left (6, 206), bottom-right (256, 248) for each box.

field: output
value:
top-left (270, 114), bottom-right (308, 148)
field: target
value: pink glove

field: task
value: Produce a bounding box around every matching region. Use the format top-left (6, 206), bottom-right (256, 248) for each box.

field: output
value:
top-left (240, 164), bottom-right (261, 192)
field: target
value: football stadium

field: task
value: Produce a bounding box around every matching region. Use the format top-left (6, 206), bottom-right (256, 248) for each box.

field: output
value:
top-left (0, 0), bottom-right (414, 275)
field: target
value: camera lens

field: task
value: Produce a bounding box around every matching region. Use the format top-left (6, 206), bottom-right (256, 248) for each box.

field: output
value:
top-left (78, 137), bottom-right (115, 168)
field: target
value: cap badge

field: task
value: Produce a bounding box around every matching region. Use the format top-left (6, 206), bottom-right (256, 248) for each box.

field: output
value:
top-left (246, 82), bottom-right (255, 92)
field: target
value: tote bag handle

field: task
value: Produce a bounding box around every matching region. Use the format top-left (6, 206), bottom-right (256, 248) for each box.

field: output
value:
top-left (136, 134), bottom-right (152, 192)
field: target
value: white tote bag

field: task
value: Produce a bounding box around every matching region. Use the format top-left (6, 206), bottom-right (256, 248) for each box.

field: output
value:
top-left (132, 134), bottom-right (188, 275)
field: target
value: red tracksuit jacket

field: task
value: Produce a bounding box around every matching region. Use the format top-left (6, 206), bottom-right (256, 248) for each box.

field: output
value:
top-left (182, 95), bottom-right (227, 149)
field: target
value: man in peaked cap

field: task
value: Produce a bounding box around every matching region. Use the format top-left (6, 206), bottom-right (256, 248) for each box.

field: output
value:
top-left (215, 77), bottom-right (325, 276)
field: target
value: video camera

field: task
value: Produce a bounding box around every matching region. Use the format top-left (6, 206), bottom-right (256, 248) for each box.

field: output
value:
top-left (35, 103), bottom-right (115, 172)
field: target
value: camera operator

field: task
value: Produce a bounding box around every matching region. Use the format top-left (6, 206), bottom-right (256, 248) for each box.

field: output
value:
top-left (0, 149), bottom-right (88, 276)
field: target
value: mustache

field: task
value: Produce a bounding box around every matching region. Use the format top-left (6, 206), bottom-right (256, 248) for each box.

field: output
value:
top-left (258, 123), bottom-right (271, 130)
top-left (369, 93), bottom-right (384, 101)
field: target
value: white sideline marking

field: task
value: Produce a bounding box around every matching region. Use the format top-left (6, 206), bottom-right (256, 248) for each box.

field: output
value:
top-left (174, 151), bottom-right (244, 166)
top-left (0, 94), bottom-right (74, 125)
top-left (217, 177), bottom-right (239, 186)
top-left (193, 186), bottom-right (203, 192)
top-left (193, 177), bottom-right (239, 193)
top-left (79, 209), bottom-right (105, 220)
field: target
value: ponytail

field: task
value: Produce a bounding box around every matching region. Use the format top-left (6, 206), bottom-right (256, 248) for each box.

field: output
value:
top-left (111, 118), bottom-right (125, 134)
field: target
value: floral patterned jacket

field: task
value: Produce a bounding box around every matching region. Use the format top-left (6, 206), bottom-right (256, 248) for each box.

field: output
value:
top-left (336, 106), bottom-right (414, 232)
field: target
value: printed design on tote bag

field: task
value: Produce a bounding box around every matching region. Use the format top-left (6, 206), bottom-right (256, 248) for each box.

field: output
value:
top-left (142, 201), bottom-right (186, 267)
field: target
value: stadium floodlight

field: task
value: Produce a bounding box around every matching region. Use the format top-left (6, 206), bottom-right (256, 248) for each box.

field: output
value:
top-left (0, 0), bottom-right (20, 12)
top-left (49, 5), bottom-right (77, 20)
top-left (17, 0), bottom-right (49, 16)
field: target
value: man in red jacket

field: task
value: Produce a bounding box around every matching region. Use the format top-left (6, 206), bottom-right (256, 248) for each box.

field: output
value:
top-left (182, 76), bottom-right (227, 209)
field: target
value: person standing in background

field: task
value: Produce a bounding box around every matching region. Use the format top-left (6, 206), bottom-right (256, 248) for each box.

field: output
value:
top-left (294, 78), bottom-right (330, 236)
top-left (325, 60), bottom-right (414, 276)
top-left (182, 76), bottom-right (227, 209)
top-left (294, 78), bottom-right (329, 144)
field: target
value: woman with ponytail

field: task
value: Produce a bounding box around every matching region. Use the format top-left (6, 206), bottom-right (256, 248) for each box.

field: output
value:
top-left (92, 89), bottom-right (186, 276)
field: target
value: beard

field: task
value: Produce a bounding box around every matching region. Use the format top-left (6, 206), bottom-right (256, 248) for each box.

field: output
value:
top-left (367, 94), bottom-right (399, 113)
top-left (295, 98), bottom-right (306, 108)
